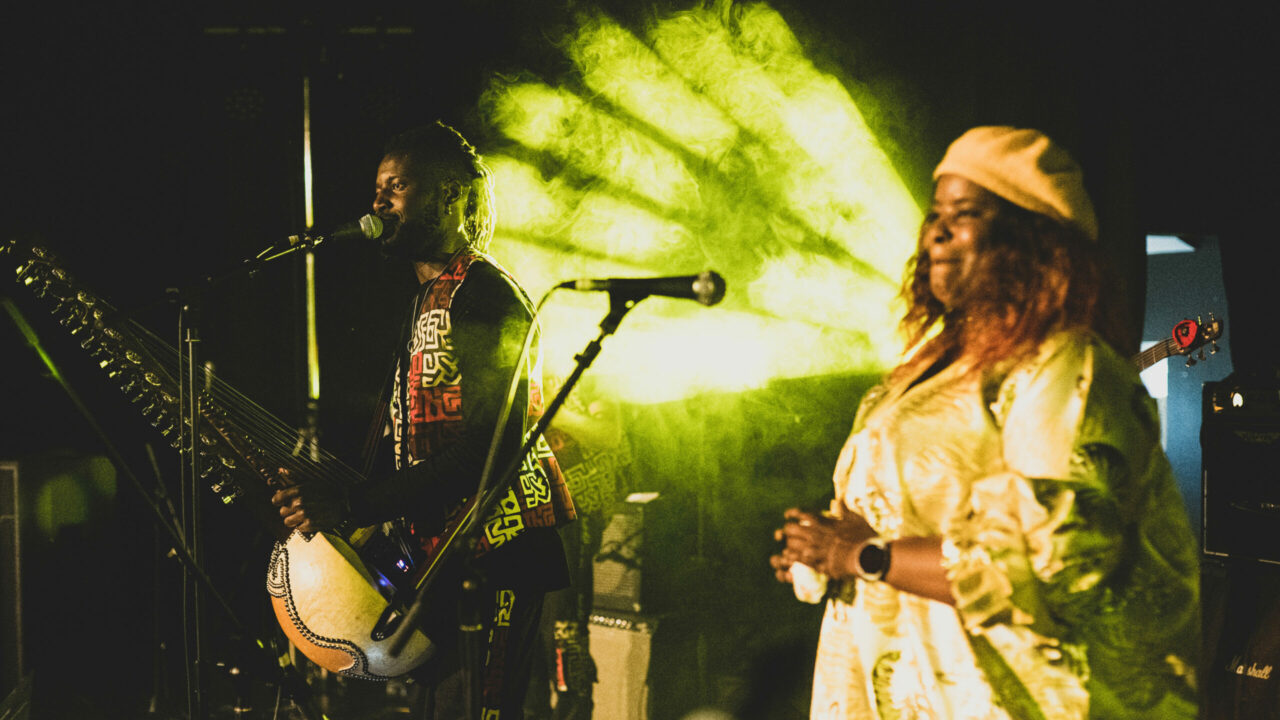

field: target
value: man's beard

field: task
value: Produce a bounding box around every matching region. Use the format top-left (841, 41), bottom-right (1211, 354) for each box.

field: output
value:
top-left (378, 215), bottom-right (448, 262)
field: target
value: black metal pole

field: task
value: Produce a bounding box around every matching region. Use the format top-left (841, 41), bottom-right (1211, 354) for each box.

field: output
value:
top-left (179, 300), bottom-right (206, 720)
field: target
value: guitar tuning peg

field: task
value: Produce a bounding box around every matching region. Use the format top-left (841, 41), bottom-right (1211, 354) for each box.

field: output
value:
top-left (1186, 356), bottom-right (1197, 367)
top-left (1199, 349), bottom-right (1207, 361)
top-left (1210, 341), bottom-right (1219, 355)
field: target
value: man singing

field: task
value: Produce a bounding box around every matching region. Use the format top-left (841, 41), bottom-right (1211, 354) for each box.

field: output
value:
top-left (273, 121), bottom-right (575, 719)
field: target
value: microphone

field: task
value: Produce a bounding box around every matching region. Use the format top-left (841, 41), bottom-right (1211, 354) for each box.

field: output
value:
top-left (557, 270), bottom-right (726, 306)
top-left (284, 214), bottom-right (385, 249)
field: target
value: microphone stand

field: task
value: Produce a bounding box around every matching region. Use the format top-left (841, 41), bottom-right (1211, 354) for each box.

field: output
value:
top-left (167, 237), bottom-right (325, 719)
top-left (386, 291), bottom-right (642, 717)
top-left (174, 289), bottom-right (207, 720)
top-left (1, 297), bottom-right (326, 720)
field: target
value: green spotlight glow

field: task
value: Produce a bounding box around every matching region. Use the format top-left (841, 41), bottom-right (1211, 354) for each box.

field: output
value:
top-left (487, 81), bottom-right (701, 217)
top-left (488, 156), bottom-right (570, 236)
top-left (482, 1), bottom-right (921, 402)
top-left (567, 14), bottom-right (740, 162)
top-left (34, 457), bottom-right (117, 539)
top-left (569, 194), bottom-right (689, 260)
top-left (36, 475), bottom-right (90, 538)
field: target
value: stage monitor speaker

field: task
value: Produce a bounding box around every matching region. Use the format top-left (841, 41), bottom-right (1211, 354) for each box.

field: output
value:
top-left (0, 461), bottom-right (22, 698)
top-left (592, 492), bottom-right (692, 616)
top-left (1202, 382), bottom-right (1280, 564)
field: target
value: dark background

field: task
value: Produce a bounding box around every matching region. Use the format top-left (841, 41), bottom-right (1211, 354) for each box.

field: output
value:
top-left (2, 2), bottom-right (1276, 718)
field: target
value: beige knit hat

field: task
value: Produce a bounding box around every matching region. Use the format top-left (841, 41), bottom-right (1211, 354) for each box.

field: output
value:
top-left (933, 126), bottom-right (1098, 241)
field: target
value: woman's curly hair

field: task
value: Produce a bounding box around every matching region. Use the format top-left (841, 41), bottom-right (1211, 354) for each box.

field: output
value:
top-left (892, 196), bottom-right (1130, 383)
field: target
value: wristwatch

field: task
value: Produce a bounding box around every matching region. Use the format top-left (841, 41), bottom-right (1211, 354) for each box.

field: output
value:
top-left (853, 537), bottom-right (891, 582)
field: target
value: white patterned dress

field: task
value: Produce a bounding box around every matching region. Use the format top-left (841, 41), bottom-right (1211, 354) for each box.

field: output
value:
top-left (810, 329), bottom-right (1199, 720)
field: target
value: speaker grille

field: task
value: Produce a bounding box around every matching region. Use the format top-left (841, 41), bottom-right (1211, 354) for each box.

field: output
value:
top-left (594, 508), bottom-right (644, 613)
top-left (1202, 383), bottom-right (1280, 564)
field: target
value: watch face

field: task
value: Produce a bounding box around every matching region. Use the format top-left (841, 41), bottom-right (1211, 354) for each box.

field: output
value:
top-left (857, 540), bottom-right (888, 579)
top-left (859, 544), bottom-right (881, 572)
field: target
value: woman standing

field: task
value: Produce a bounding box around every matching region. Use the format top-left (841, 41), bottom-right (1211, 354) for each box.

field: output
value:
top-left (771, 127), bottom-right (1199, 719)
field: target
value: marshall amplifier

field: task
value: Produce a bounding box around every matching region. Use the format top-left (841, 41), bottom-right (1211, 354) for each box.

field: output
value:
top-left (1202, 382), bottom-right (1280, 564)
top-left (1204, 558), bottom-right (1280, 718)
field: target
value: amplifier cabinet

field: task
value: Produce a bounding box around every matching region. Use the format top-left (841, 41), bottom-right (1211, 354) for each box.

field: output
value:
top-left (589, 612), bottom-right (654, 720)
top-left (588, 610), bottom-right (699, 720)
top-left (593, 493), bottom-right (693, 615)
top-left (1202, 382), bottom-right (1280, 564)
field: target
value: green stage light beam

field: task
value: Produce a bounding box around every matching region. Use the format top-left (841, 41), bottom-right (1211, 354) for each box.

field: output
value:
top-left (481, 1), bottom-right (921, 403)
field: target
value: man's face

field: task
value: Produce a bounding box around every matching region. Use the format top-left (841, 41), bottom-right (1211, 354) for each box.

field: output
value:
top-left (919, 174), bottom-right (1001, 310)
top-left (372, 153), bottom-right (448, 261)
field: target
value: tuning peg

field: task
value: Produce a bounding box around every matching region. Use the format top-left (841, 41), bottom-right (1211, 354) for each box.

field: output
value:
top-left (209, 476), bottom-right (243, 504)
top-left (1186, 356), bottom-right (1197, 367)
top-left (1211, 341), bottom-right (1219, 355)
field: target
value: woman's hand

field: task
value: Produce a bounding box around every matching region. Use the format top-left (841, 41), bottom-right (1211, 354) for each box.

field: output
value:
top-left (771, 507), bottom-right (877, 582)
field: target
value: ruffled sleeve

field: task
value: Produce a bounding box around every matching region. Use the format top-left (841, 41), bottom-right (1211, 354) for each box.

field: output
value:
top-left (942, 331), bottom-right (1199, 717)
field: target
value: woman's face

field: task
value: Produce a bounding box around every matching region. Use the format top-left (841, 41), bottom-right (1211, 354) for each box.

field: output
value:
top-left (920, 174), bottom-right (1002, 310)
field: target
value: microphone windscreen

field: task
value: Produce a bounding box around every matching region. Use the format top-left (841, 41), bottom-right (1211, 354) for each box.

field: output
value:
top-left (693, 270), bottom-right (726, 306)
top-left (359, 214), bottom-right (384, 240)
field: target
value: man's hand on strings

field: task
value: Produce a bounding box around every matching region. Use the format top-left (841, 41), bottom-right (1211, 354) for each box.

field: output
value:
top-left (771, 507), bottom-right (877, 582)
top-left (270, 470), bottom-right (348, 534)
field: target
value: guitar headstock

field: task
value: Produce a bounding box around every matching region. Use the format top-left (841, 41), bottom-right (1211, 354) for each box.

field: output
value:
top-left (1171, 313), bottom-right (1224, 366)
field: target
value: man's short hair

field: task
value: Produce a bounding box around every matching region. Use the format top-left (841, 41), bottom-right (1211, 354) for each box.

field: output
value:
top-left (383, 121), bottom-right (496, 251)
